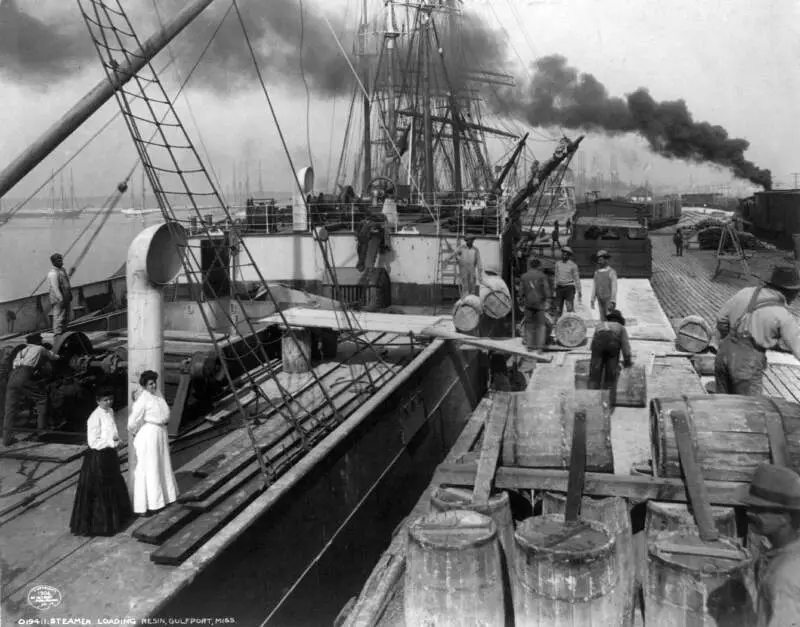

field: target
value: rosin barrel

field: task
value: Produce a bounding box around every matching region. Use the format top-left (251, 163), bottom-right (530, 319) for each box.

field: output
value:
top-left (514, 515), bottom-right (621, 626)
top-left (650, 395), bottom-right (800, 482)
top-left (281, 328), bottom-right (313, 373)
top-left (479, 273), bottom-right (512, 319)
top-left (541, 493), bottom-right (635, 627)
top-left (430, 487), bottom-right (517, 599)
top-left (502, 388), bottom-right (614, 473)
top-left (675, 315), bottom-right (712, 353)
top-left (453, 295), bottom-right (483, 333)
top-left (554, 312), bottom-right (587, 348)
top-left (574, 360), bottom-right (647, 407)
top-left (645, 532), bottom-right (756, 626)
top-left (405, 510), bottom-right (506, 627)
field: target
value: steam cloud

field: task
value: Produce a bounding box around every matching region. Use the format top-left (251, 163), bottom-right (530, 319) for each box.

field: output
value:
top-left (0, 0), bottom-right (95, 81)
top-left (493, 55), bottom-right (772, 189)
top-left (0, 1), bottom-right (772, 189)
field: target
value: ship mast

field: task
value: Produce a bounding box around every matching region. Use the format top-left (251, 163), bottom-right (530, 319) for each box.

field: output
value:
top-left (421, 7), bottom-right (434, 199)
top-left (384, 3), bottom-right (399, 182)
top-left (359, 0), bottom-right (372, 192)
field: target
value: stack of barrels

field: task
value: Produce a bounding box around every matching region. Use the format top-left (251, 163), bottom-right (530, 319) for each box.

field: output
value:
top-left (401, 391), bottom-right (798, 625)
top-left (452, 272), bottom-right (512, 334)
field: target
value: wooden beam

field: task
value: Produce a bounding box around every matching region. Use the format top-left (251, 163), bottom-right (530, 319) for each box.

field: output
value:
top-left (471, 396), bottom-right (510, 506)
top-left (434, 464), bottom-right (755, 507)
top-left (565, 410), bottom-right (587, 522)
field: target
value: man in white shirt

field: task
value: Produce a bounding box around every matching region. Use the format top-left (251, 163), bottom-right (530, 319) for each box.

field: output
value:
top-left (2, 333), bottom-right (59, 446)
top-left (47, 252), bottom-right (72, 337)
top-left (553, 246), bottom-right (581, 317)
top-left (456, 236), bottom-right (483, 298)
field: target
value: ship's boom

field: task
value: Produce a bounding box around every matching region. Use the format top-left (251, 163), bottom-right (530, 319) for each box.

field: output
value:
top-left (0, 0), bottom-right (219, 199)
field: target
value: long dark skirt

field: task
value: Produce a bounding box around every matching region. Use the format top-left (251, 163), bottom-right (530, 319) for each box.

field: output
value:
top-left (70, 448), bottom-right (133, 536)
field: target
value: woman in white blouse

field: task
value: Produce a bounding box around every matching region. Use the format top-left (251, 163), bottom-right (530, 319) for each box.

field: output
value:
top-left (127, 370), bottom-right (178, 515)
top-left (70, 388), bottom-right (132, 536)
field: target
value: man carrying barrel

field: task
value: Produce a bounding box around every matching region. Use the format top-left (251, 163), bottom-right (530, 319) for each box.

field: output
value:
top-left (588, 308), bottom-right (633, 406)
top-left (715, 265), bottom-right (800, 396)
top-left (455, 236), bottom-right (483, 298)
top-left (553, 246), bottom-right (582, 317)
top-left (745, 463), bottom-right (800, 626)
top-left (520, 257), bottom-right (551, 351)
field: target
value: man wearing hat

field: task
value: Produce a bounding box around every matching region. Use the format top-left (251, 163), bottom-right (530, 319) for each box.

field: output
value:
top-left (715, 265), bottom-right (800, 396)
top-left (553, 246), bottom-right (582, 317)
top-left (455, 235), bottom-right (483, 298)
top-left (520, 257), bottom-right (551, 351)
top-left (590, 250), bottom-right (617, 322)
top-left (47, 252), bottom-right (72, 337)
top-left (2, 333), bottom-right (59, 446)
top-left (745, 463), bottom-right (800, 626)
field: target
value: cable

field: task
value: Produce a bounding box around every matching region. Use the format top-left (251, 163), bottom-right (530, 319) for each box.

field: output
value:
top-left (299, 0), bottom-right (314, 171)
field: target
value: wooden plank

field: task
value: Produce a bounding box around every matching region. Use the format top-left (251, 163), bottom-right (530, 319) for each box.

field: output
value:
top-left (564, 410), bottom-right (587, 522)
top-left (0, 442), bottom-right (86, 463)
top-left (763, 400), bottom-right (790, 467)
top-left (132, 503), bottom-right (199, 545)
top-left (168, 374), bottom-right (192, 437)
top-left (419, 326), bottom-right (552, 362)
top-left (772, 366), bottom-right (800, 403)
top-left (657, 541), bottom-right (746, 560)
top-left (670, 409), bottom-right (719, 541)
top-left (435, 464), bottom-right (754, 507)
top-left (471, 395), bottom-right (510, 506)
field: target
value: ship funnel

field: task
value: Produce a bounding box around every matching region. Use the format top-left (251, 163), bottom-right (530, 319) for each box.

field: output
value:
top-left (126, 222), bottom-right (187, 405)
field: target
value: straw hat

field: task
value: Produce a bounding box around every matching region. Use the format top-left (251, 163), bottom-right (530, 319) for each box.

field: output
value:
top-left (596, 249), bottom-right (611, 259)
top-left (765, 265), bottom-right (800, 291)
top-left (744, 464), bottom-right (800, 510)
top-left (561, 246), bottom-right (574, 256)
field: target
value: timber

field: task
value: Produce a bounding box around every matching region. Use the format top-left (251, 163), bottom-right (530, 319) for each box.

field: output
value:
top-left (434, 464), bottom-right (755, 506)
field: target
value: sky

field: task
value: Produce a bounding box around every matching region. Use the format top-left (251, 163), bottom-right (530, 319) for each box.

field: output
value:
top-left (0, 0), bottom-right (798, 203)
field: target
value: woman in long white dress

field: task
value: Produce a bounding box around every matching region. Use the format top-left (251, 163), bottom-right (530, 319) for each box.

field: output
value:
top-left (127, 370), bottom-right (178, 514)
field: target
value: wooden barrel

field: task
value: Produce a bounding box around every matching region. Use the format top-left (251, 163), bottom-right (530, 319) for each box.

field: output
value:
top-left (645, 532), bottom-right (755, 626)
top-left (430, 487), bottom-right (517, 603)
top-left (453, 295), bottom-right (483, 332)
top-left (650, 395), bottom-right (800, 482)
top-left (405, 510), bottom-right (506, 627)
top-left (501, 388), bottom-right (614, 473)
top-left (281, 328), bottom-right (313, 373)
top-left (554, 312), bottom-right (587, 347)
top-left (514, 515), bottom-right (621, 626)
top-left (675, 315), bottom-right (712, 353)
top-left (479, 273), bottom-right (512, 319)
top-left (541, 493), bottom-right (635, 626)
top-left (574, 359), bottom-right (647, 408)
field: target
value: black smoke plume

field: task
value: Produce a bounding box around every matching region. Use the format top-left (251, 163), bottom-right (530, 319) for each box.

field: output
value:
top-left (493, 55), bottom-right (772, 189)
top-left (0, 0), bottom-right (95, 82)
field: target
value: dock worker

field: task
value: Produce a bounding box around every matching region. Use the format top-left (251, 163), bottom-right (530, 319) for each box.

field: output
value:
top-left (48, 253), bottom-right (72, 337)
top-left (455, 236), bottom-right (483, 298)
top-left (551, 220), bottom-right (562, 254)
top-left (590, 250), bottom-right (618, 322)
top-left (520, 257), bottom-right (551, 351)
top-left (715, 265), bottom-right (800, 396)
top-left (588, 308), bottom-right (633, 406)
top-left (745, 463), bottom-right (800, 626)
top-left (553, 246), bottom-right (582, 316)
top-left (673, 227), bottom-right (684, 256)
top-left (2, 333), bottom-right (59, 446)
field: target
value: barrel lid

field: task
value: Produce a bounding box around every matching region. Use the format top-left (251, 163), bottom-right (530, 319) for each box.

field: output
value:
top-left (409, 510), bottom-right (497, 550)
top-left (432, 486), bottom-right (509, 508)
top-left (555, 313), bottom-right (587, 348)
top-left (646, 500), bottom-right (735, 519)
top-left (650, 531), bottom-right (751, 574)
top-left (515, 514), bottom-right (614, 557)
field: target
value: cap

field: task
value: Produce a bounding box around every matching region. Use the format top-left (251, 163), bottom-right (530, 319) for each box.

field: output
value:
top-left (596, 249), bottom-right (611, 259)
top-left (561, 246), bottom-right (574, 256)
top-left (744, 463), bottom-right (800, 510)
top-left (464, 235), bottom-right (476, 242)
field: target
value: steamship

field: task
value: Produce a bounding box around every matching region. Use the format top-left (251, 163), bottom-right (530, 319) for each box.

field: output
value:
top-left (0, 0), bottom-right (542, 624)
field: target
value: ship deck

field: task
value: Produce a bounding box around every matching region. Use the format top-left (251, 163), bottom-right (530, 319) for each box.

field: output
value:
top-left (341, 225), bottom-right (800, 627)
top-left (0, 327), bottom-right (455, 624)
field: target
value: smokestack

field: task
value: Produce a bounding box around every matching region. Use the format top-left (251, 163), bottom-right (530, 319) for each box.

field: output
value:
top-left (493, 55), bottom-right (772, 190)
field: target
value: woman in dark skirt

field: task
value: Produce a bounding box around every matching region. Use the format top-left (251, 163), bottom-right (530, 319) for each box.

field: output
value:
top-left (70, 388), bottom-right (132, 536)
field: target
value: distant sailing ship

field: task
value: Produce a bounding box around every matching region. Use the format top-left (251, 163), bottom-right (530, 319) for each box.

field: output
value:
top-left (121, 169), bottom-right (159, 216)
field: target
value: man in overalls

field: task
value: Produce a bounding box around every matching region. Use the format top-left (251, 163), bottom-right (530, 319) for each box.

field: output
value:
top-left (715, 265), bottom-right (800, 395)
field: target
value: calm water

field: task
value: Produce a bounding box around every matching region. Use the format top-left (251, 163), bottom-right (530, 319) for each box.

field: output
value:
top-left (0, 209), bottom-right (167, 301)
